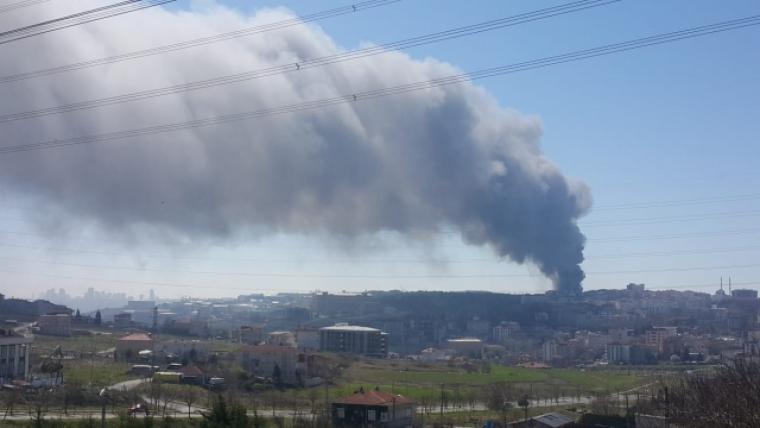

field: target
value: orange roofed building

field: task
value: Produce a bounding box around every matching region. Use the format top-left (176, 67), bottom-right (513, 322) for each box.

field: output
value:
top-left (115, 333), bottom-right (153, 362)
top-left (331, 388), bottom-right (416, 428)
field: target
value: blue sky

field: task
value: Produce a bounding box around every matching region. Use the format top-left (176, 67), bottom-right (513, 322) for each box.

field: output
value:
top-left (2, 0), bottom-right (760, 300)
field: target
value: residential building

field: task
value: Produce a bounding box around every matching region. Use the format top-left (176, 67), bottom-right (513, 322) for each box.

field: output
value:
top-left (295, 327), bottom-right (320, 351)
top-left (0, 324), bottom-right (32, 383)
top-left (492, 321), bottom-right (520, 344)
top-left (240, 345), bottom-right (299, 384)
top-left (332, 388), bottom-right (415, 428)
top-left (646, 327), bottom-right (678, 354)
top-left (446, 338), bottom-right (483, 357)
top-left (114, 333), bottom-right (154, 362)
top-left (606, 343), bottom-right (631, 364)
top-left (267, 331), bottom-right (296, 347)
top-left (320, 324), bottom-right (388, 357)
top-left (542, 340), bottom-right (559, 362)
top-left (114, 313), bottom-right (133, 328)
top-left (240, 325), bottom-right (263, 344)
top-left (37, 314), bottom-right (71, 337)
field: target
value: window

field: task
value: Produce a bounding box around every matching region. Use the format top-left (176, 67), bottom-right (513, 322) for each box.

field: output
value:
top-left (337, 407), bottom-right (345, 419)
top-left (367, 410), bottom-right (376, 421)
top-left (380, 412), bottom-right (389, 422)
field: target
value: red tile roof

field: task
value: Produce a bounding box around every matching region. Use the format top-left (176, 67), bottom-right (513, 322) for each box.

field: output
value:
top-left (332, 390), bottom-right (415, 406)
top-left (119, 333), bottom-right (153, 342)
top-left (180, 365), bottom-right (204, 377)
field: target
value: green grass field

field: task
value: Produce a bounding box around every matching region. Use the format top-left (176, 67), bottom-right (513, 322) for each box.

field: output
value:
top-left (336, 360), bottom-right (648, 400)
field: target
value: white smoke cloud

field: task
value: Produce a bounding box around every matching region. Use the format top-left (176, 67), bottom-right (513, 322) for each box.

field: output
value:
top-left (0, 1), bottom-right (591, 293)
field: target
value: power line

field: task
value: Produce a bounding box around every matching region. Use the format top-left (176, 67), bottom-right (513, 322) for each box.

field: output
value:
top-left (0, 0), bottom-right (400, 84)
top-left (592, 228), bottom-right (760, 243)
top-left (590, 245), bottom-right (760, 260)
top-left (0, 0), bottom-right (50, 15)
top-left (1, 240), bottom-right (760, 265)
top-left (0, 0), bottom-right (620, 122)
top-left (2, 14), bottom-right (758, 154)
top-left (647, 280), bottom-right (760, 291)
top-left (0, 0), bottom-right (175, 46)
top-left (5, 267), bottom-right (760, 294)
top-left (581, 209), bottom-right (760, 228)
top-left (1, 255), bottom-right (759, 279)
top-left (593, 193), bottom-right (760, 211)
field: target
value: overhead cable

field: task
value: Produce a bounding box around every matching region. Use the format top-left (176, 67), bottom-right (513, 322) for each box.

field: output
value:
top-left (0, 0), bottom-right (620, 121)
top-left (1, 14), bottom-right (758, 154)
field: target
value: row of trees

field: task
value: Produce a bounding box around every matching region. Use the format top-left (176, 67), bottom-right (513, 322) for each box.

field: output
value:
top-left (644, 358), bottom-right (760, 427)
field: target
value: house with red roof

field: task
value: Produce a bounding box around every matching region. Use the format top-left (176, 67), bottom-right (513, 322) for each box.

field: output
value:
top-left (331, 387), bottom-right (416, 428)
top-left (114, 332), bottom-right (153, 362)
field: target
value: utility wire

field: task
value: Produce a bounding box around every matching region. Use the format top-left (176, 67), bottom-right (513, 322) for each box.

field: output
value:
top-left (581, 209), bottom-right (760, 228)
top-left (0, 0), bottom-right (400, 84)
top-left (0, 0), bottom-right (50, 15)
top-left (1, 14), bottom-right (758, 154)
top-left (3, 268), bottom-right (759, 293)
top-left (1, 239), bottom-right (760, 265)
top-left (594, 193), bottom-right (760, 211)
top-left (1, 256), bottom-right (759, 279)
top-left (0, 0), bottom-right (620, 122)
top-left (0, 0), bottom-right (174, 46)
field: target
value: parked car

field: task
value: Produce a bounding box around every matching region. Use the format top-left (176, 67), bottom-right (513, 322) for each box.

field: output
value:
top-left (127, 403), bottom-right (150, 417)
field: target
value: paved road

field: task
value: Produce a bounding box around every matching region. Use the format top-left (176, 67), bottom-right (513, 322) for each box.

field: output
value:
top-left (108, 377), bottom-right (151, 392)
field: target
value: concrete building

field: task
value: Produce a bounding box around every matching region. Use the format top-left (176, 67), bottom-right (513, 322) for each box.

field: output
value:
top-left (446, 338), bottom-right (484, 357)
top-left (295, 327), bottom-right (320, 351)
top-left (542, 340), bottom-right (559, 362)
top-left (114, 333), bottom-right (154, 362)
top-left (267, 331), bottom-right (296, 347)
top-left (646, 327), bottom-right (677, 354)
top-left (37, 314), bottom-right (71, 337)
top-left (240, 345), bottom-right (299, 384)
top-left (240, 325), bottom-right (263, 344)
top-left (492, 321), bottom-right (520, 344)
top-left (0, 324), bottom-right (32, 383)
top-left (606, 343), bottom-right (631, 364)
top-left (320, 324), bottom-right (388, 357)
top-left (114, 313), bottom-right (133, 328)
top-left (332, 388), bottom-right (415, 428)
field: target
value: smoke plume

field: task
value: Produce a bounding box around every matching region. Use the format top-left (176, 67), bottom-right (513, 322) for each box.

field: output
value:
top-left (0, 1), bottom-right (591, 293)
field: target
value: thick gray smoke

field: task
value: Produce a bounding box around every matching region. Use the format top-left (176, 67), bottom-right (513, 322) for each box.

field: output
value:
top-left (0, 1), bottom-right (591, 293)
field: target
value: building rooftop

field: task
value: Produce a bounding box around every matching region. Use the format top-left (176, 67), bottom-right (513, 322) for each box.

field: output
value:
top-left (532, 412), bottom-right (575, 428)
top-left (332, 389), bottom-right (415, 406)
top-left (119, 333), bottom-right (153, 342)
top-left (320, 324), bottom-right (380, 332)
top-left (447, 338), bottom-right (482, 343)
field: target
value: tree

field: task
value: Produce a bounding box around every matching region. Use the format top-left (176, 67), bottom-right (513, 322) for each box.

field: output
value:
top-left (178, 385), bottom-right (200, 419)
top-left (485, 383), bottom-right (513, 428)
top-left (517, 395), bottom-right (530, 423)
top-left (2, 388), bottom-right (25, 419)
top-left (94, 310), bottom-right (102, 326)
top-left (74, 309), bottom-right (81, 322)
top-left (200, 395), bottom-right (249, 428)
top-left (272, 363), bottom-right (283, 388)
top-left (652, 359), bottom-right (760, 427)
